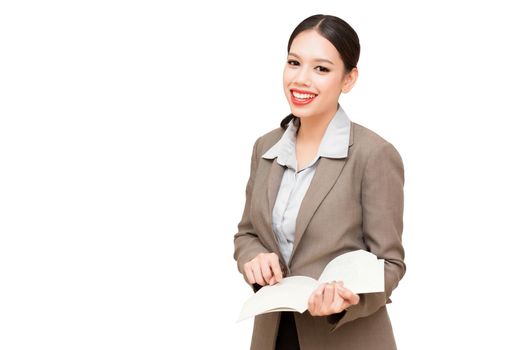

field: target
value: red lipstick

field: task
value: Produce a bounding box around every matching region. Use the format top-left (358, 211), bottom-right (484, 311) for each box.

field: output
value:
top-left (290, 89), bottom-right (317, 106)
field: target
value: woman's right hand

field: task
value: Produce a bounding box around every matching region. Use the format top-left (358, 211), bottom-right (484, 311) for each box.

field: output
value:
top-left (243, 252), bottom-right (283, 286)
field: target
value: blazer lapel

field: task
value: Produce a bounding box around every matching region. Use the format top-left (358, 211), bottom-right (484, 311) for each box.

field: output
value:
top-left (267, 159), bottom-right (286, 221)
top-left (264, 160), bottom-right (287, 264)
top-left (265, 121), bottom-right (355, 267)
top-left (289, 156), bottom-right (347, 264)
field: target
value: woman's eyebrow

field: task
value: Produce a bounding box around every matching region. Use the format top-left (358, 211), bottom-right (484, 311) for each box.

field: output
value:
top-left (288, 52), bottom-right (334, 65)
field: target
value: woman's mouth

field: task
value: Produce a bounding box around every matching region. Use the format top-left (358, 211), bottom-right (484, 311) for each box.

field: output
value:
top-left (290, 89), bottom-right (317, 106)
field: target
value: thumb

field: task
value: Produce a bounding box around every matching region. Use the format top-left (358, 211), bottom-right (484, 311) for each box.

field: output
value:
top-left (336, 285), bottom-right (360, 305)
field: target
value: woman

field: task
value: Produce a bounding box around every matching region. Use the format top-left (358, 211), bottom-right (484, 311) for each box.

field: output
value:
top-left (233, 14), bottom-right (406, 350)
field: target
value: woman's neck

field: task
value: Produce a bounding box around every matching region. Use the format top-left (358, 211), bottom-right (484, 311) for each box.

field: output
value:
top-left (296, 105), bottom-right (338, 143)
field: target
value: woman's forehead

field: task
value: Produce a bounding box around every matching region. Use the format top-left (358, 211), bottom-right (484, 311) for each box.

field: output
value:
top-left (289, 31), bottom-right (342, 65)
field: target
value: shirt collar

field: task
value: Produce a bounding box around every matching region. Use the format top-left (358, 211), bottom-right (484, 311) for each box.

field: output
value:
top-left (261, 102), bottom-right (351, 170)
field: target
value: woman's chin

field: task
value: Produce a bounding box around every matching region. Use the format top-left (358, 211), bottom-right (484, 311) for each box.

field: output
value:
top-left (289, 106), bottom-right (316, 119)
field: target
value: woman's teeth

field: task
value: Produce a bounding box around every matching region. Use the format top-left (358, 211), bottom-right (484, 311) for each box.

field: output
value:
top-left (292, 91), bottom-right (316, 99)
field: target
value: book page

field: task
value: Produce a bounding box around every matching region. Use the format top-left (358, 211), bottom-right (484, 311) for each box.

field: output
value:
top-left (318, 250), bottom-right (384, 294)
top-left (237, 250), bottom-right (385, 322)
top-left (236, 276), bottom-right (319, 322)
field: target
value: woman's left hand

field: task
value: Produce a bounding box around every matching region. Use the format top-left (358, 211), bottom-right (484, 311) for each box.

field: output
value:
top-left (307, 281), bottom-right (360, 316)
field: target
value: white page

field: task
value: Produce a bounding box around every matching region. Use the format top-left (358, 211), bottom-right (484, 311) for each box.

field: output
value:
top-left (318, 250), bottom-right (384, 293)
top-left (237, 276), bottom-right (319, 322)
top-left (355, 259), bottom-right (384, 293)
top-left (237, 250), bottom-right (385, 322)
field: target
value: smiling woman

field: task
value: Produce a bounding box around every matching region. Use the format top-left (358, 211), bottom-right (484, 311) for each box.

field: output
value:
top-left (281, 16), bottom-right (359, 133)
top-left (233, 14), bottom-right (406, 350)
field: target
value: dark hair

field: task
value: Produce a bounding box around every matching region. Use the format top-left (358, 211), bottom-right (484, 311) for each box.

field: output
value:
top-left (280, 14), bottom-right (361, 129)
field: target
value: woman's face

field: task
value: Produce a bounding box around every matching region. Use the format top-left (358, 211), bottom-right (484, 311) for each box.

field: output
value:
top-left (283, 29), bottom-right (357, 120)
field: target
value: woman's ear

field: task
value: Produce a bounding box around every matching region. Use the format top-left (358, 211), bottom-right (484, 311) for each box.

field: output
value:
top-left (341, 67), bottom-right (358, 93)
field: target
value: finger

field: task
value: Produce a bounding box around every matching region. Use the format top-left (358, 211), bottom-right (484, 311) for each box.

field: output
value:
top-left (331, 290), bottom-right (345, 311)
top-left (331, 282), bottom-right (338, 303)
top-left (335, 281), bottom-right (345, 295)
top-left (330, 282), bottom-right (348, 313)
top-left (269, 256), bottom-right (283, 282)
top-left (328, 283), bottom-right (340, 314)
top-left (252, 263), bottom-right (266, 286)
top-left (340, 292), bottom-right (354, 309)
top-left (336, 285), bottom-right (352, 299)
top-left (332, 285), bottom-right (351, 311)
top-left (321, 283), bottom-right (335, 314)
top-left (337, 285), bottom-right (360, 305)
top-left (308, 285), bottom-right (318, 315)
top-left (244, 264), bottom-right (255, 284)
top-left (335, 282), bottom-right (344, 298)
top-left (312, 284), bottom-right (325, 315)
top-left (260, 260), bottom-right (273, 285)
top-left (308, 287), bottom-right (317, 314)
top-left (308, 292), bottom-right (315, 314)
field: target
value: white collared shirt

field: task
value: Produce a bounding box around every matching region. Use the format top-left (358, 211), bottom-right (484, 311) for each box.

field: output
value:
top-left (261, 103), bottom-right (351, 266)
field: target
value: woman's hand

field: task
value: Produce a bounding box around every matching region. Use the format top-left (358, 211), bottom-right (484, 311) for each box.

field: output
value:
top-left (243, 252), bottom-right (283, 286)
top-left (307, 281), bottom-right (360, 316)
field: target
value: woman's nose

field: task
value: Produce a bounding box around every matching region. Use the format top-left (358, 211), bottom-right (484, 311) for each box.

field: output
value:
top-left (293, 67), bottom-right (311, 86)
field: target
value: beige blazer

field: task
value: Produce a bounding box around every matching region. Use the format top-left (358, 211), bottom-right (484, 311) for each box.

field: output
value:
top-left (233, 120), bottom-right (406, 350)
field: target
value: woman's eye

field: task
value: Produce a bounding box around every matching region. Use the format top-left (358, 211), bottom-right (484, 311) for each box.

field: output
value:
top-left (287, 60), bottom-right (329, 73)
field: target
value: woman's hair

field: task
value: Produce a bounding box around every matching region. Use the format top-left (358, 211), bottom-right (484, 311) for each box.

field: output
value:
top-left (280, 14), bottom-right (361, 130)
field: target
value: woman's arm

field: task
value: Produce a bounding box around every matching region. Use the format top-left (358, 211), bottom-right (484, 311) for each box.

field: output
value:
top-left (233, 137), bottom-right (272, 292)
top-left (328, 141), bottom-right (406, 333)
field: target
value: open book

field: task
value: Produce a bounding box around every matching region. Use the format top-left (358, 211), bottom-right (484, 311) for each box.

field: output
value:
top-left (237, 249), bottom-right (384, 322)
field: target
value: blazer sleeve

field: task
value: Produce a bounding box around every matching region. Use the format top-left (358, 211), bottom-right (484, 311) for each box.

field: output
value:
top-left (328, 141), bottom-right (406, 333)
top-left (233, 136), bottom-right (272, 293)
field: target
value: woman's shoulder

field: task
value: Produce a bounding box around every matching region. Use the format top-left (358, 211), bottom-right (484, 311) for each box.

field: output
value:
top-left (351, 121), bottom-right (403, 163)
top-left (352, 121), bottom-right (389, 146)
top-left (252, 126), bottom-right (286, 157)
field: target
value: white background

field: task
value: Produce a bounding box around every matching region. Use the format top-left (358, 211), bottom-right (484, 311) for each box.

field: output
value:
top-left (1, 1), bottom-right (524, 349)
